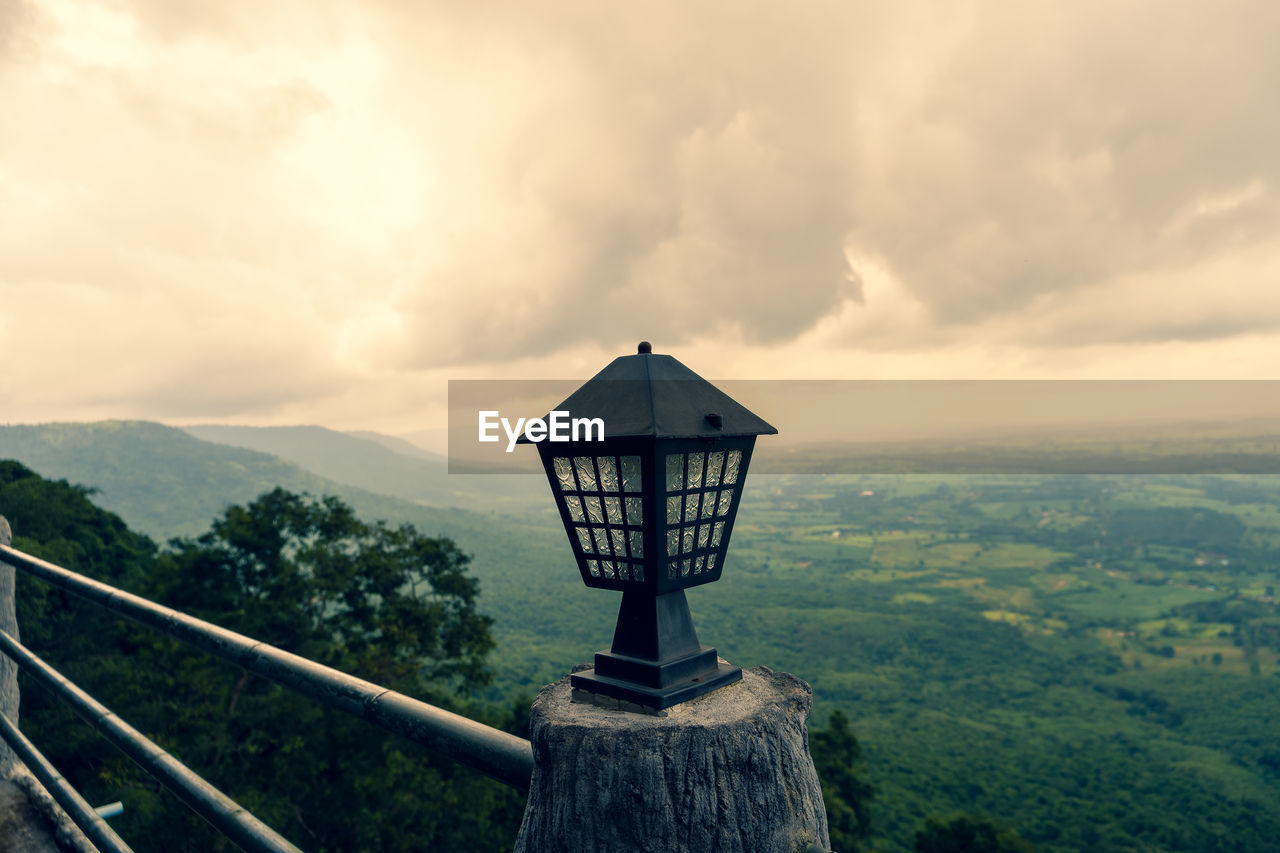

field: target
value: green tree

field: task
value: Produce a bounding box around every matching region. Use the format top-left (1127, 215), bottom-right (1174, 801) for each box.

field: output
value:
top-left (2, 460), bottom-right (161, 813)
top-left (2, 475), bottom-right (520, 851)
top-left (811, 709), bottom-right (874, 851)
top-left (151, 487), bottom-right (495, 687)
top-left (914, 815), bottom-right (1034, 853)
top-left (122, 488), bottom-right (513, 851)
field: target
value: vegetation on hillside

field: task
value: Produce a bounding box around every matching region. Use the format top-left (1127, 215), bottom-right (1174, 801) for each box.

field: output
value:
top-left (5, 423), bottom-right (1280, 851)
top-left (1, 463), bottom-right (523, 850)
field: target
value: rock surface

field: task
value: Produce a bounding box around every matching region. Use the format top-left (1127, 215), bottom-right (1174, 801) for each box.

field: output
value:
top-left (0, 518), bottom-right (98, 852)
top-left (0, 776), bottom-right (63, 852)
top-left (515, 665), bottom-right (829, 853)
top-left (1, 516), bottom-right (18, 778)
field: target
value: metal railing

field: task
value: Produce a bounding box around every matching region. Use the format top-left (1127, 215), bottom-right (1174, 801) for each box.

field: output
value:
top-left (0, 709), bottom-right (133, 853)
top-left (0, 628), bottom-right (301, 852)
top-left (0, 542), bottom-right (534, 850)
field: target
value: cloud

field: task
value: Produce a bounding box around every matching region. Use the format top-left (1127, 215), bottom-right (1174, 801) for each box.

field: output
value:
top-left (840, 0), bottom-right (1280, 331)
top-left (355, 1), bottom-right (865, 366)
top-left (2, 0), bottom-right (1279, 431)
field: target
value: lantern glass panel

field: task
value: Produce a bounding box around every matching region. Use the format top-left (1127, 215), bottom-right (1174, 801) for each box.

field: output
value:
top-left (666, 455), bottom-right (683, 491)
top-left (724, 450), bottom-right (741, 484)
top-left (597, 456), bottom-right (618, 491)
top-left (550, 453), bottom-right (648, 587)
top-left (604, 497), bottom-right (622, 524)
top-left (706, 451), bottom-right (723, 487)
top-left (621, 456), bottom-right (642, 492)
top-left (657, 446), bottom-right (752, 591)
top-left (686, 453), bottom-right (704, 490)
top-left (574, 457), bottom-right (597, 491)
top-left (553, 457), bottom-right (576, 491)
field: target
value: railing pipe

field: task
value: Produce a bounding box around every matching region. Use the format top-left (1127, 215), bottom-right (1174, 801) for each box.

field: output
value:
top-left (0, 629), bottom-right (301, 853)
top-left (0, 710), bottom-right (134, 853)
top-left (0, 543), bottom-right (534, 791)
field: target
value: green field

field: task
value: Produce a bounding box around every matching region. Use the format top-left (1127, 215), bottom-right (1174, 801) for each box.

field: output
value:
top-left (637, 473), bottom-right (1280, 851)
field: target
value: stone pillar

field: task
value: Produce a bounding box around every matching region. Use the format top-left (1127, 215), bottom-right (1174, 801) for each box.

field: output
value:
top-left (515, 665), bottom-right (829, 853)
top-left (0, 516), bottom-right (19, 778)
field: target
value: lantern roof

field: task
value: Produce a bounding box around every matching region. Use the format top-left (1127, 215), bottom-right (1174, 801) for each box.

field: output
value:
top-left (526, 343), bottom-right (777, 441)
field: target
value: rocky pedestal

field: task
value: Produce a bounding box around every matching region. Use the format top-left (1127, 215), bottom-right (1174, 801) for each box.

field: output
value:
top-left (515, 665), bottom-right (829, 853)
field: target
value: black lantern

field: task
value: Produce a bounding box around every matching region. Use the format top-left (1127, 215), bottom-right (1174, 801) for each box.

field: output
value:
top-left (522, 342), bottom-right (776, 709)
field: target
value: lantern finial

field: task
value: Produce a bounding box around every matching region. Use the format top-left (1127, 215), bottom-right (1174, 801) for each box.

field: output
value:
top-left (637, 341), bottom-right (652, 354)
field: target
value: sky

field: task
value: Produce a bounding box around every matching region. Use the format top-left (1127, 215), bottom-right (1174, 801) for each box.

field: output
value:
top-left (3, 0), bottom-right (1279, 438)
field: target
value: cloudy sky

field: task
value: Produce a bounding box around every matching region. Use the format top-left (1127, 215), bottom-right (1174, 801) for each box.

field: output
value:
top-left (3, 0), bottom-right (1279, 437)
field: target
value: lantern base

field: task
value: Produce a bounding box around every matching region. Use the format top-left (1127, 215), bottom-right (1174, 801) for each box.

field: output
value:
top-left (570, 647), bottom-right (743, 710)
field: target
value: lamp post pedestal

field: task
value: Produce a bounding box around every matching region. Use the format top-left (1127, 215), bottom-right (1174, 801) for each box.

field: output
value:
top-left (571, 589), bottom-right (742, 709)
top-left (515, 666), bottom-right (830, 853)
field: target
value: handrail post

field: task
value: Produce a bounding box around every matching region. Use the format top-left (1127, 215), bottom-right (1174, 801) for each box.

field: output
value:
top-left (0, 515), bottom-right (17, 778)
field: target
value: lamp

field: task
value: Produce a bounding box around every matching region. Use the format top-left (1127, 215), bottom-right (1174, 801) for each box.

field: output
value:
top-left (523, 342), bottom-right (776, 709)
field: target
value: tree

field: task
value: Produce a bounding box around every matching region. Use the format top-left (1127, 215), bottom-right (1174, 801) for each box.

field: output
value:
top-left (150, 487), bottom-right (494, 688)
top-left (121, 488), bottom-right (512, 851)
top-left (811, 709), bottom-right (874, 851)
top-left (914, 815), bottom-right (1034, 853)
top-left (3, 477), bottom-right (519, 851)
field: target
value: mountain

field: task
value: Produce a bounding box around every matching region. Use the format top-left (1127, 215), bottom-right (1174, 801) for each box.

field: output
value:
top-left (183, 424), bottom-right (542, 509)
top-left (182, 424), bottom-right (544, 512)
top-left (345, 429), bottom-right (446, 460)
top-left (0, 420), bottom-right (332, 539)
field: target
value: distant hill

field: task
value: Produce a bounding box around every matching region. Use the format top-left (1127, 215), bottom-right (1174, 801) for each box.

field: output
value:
top-left (183, 424), bottom-right (543, 512)
top-left (0, 420), bottom-right (341, 539)
top-left (345, 429), bottom-right (446, 460)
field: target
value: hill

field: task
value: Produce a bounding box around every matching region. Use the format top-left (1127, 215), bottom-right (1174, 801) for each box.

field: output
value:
top-left (182, 424), bottom-right (543, 512)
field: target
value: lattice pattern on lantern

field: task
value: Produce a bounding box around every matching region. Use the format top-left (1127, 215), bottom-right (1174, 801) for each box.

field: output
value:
top-left (552, 455), bottom-right (646, 582)
top-left (664, 450), bottom-right (741, 580)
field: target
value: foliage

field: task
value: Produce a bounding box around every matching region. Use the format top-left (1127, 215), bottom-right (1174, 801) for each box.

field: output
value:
top-left (0, 470), bottom-right (521, 851)
top-left (153, 487), bottom-right (495, 687)
top-left (811, 709), bottom-right (874, 851)
top-left (914, 815), bottom-right (1034, 852)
